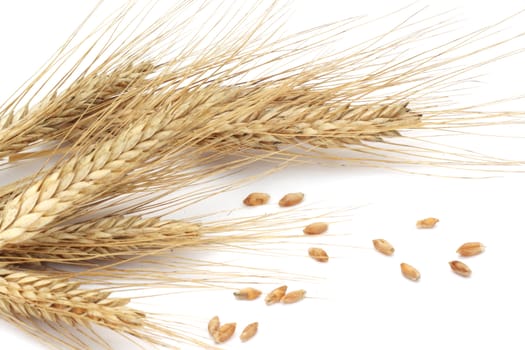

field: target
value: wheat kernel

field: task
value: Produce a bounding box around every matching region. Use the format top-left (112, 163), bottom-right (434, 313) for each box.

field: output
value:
top-left (400, 263), bottom-right (420, 281)
top-left (416, 217), bottom-right (439, 229)
top-left (233, 287), bottom-right (262, 300)
top-left (240, 322), bottom-right (258, 342)
top-left (449, 260), bottom-right (472, 277)
top-left (456, 242), bottom-right (484, 257)
top-left (303, 222), bottom-right (328, 235)
top-left (282, 289), bottom-right (306, 304)
top-left (243, 192), bottom-right (270, 206)
top-left (308, 247), bottom-right (329, 262)
top-left (213, 323), bottom-right (236, 343)
top-left (278, 192), bottom-right (304, 207)
top-left (265, 285), bottom-right (287, 305)
top-left (208, 316), bottom-right (220, 336)
top-left (372, 239), bottom-right (394, 256)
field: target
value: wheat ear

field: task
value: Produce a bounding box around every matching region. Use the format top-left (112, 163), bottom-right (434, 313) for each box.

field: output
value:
top-left (0, 268), bottom-right (185, 348)
top-left (202, 99), bottom-right (420, 150)
top-left (0, 62), bottom-right (155, 161)
top-left (3, 215), bottom-right (200, 262)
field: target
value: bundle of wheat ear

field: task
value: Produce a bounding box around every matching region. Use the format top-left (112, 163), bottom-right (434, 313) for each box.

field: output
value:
top-left (0, 0), bottom-right (523, 348)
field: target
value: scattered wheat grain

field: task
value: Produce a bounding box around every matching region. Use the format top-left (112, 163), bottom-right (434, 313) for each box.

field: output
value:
top-left (456, 242), bottom-right (484, 257)
top-left (282, 289), bottom-right (306, 304)
top-left (233, 287), bottom-right (262, 300)
top-left (240, 322), bottom-right (258, 342)
top-left (213, 323), bottom-right (236, 343)
top-left (243, 192), bottom-right (270, 206)
top-left (208, 316), bottom-right (220, 336)
top-left (449, 261), bottom-right (472, 277)
top-left (303, 222), bottom-right (328, 235)
top-left (308, 247), bottom-right (329, 262)
top-left (278, 192), bottom-right (304, 207)
top-left (416, 217), bottom-right (439, 229)
top-left (372, 239), bottom-right (394, 256)
top-left (400, 263), bottom-right (420, 281)
top-left (265, 285), bottom-right (287, 305)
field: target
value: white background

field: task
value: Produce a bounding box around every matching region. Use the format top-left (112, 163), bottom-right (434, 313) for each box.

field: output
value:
top-left (1, 1), bottom-right (525, 349)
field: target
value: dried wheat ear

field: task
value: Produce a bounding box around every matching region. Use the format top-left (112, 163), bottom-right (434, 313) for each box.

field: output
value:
top-left (0, 268), bottom-right (165, 344)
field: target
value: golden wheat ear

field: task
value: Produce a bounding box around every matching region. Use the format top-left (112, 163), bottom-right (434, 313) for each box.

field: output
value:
top-left (3, 215), bottom-right (201, 263)
top-left (0, 267), bottom-right (217, 349)
top-left (0, 61), bottom-right (156, 162)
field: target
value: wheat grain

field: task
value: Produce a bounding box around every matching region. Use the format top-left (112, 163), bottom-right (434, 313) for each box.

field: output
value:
top-left (233, 287), bottom-right (262, 301)
top-left (265, 285), bottom-right (287, 305)
top-left (308, 247), bottom-right (329, 262)
top-left (208, 316), bottom-right (220, 336)
top-left (282, 289), bottom-right (306, 304)
top-left (449, 260), bottom-right (472, 277)
top-left (278, 193), bottom-right (304, 207)
top-left (240, 322), bottom-right (258, 342)
top-left (416, 217), bottom-right (439, 229)
top-left (372, 239), bottom-right (395, 256)
top-left (456, 242), bottom-right (485, 257)
top-left (243, 192), bottom-right (270, 206)
top-left (456, 242), bottom-right (485, 256)
top-left (400, 263), bottom-right (420, 282)
top-left (213, 322), bottom-right (236, 344)
top-left (303, 222), bottom-right (328, 235)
